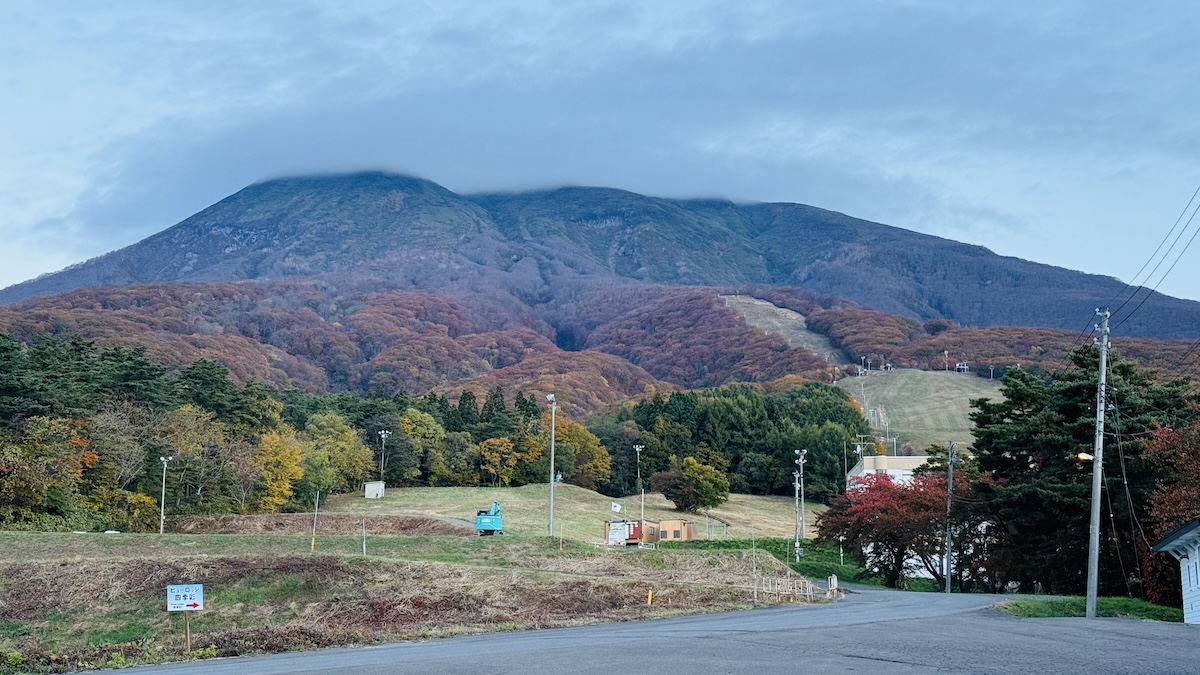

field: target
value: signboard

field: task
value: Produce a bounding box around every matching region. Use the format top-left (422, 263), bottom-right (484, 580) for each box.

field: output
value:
top-left (606, 521), bottom-right (627, 546)
top-left (166, 584), bottom-right (204, 611)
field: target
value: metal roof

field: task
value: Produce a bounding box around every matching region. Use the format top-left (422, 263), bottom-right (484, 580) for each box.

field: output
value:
top-left (1151, 516), bottom-right (1200, 554)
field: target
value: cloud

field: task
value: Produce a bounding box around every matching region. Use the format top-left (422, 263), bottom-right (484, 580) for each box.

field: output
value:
top-left (2, 1), bottom-right (1199, 300)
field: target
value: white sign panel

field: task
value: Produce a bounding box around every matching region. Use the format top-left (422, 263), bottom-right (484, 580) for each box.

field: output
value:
top-left (607, 521), bottom-right (627, 545)
top-left (167, 584), bottom-right (204, 611)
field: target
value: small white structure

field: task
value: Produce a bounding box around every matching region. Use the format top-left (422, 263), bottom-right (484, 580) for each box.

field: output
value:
top-left (1152, 516), bottom-right (1200, 625)
top-left (364, 481), bottom-right (386, 499)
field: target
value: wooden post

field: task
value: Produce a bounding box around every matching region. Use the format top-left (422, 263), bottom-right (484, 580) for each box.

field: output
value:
top-left (184, 613), bottom-right (191, 652)
top-left (361, 517), bottom-right (366, 556)
top-left (310, 491), bottom-right (319, 553)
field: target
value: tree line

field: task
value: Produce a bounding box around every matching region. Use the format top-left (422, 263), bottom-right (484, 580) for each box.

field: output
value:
top-left (0, 332), bottom-right (868, 531)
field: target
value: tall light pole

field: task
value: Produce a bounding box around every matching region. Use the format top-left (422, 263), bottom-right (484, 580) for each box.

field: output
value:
top-left (547, 393), bottom-right (557, 537)
top-left (795, 449), bottom-right (807, 538)
top-left (634, 444), bottom-right (645, 523)
top-left (792, 469), bottom-right (801, 552)
top-left (158, 455), bottom-right (172, 535)
top-left (378, 429), bottom-right (391, 482)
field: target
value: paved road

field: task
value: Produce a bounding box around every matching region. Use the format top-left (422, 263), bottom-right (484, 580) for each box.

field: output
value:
top-left (121, 588), bottom-right (1198, 674)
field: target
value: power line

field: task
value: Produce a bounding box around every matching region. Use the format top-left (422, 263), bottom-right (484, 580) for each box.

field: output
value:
top-left (1112, 194), bottom-right (1200, 331)
top-left (1107, 183), bottom-right (1200, 319)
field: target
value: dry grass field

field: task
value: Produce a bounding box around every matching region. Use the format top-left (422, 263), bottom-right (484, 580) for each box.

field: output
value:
top-left (0, 487), bottom-right (824, 672)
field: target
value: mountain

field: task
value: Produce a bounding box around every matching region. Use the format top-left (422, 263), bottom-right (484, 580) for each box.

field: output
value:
top-left (2, 171), bottom-right (1195, 339)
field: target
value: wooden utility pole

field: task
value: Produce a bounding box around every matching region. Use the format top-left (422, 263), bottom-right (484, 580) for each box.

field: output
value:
top-left (944, 441), bottom-right (957, 593)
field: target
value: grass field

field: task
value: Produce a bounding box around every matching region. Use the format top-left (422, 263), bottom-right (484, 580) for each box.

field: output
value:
top-left (995, 597), bottom-right (1184, 623)
top-left (323, 483), bottom-right (824, 540)
top-left (837, 369), bottom-right (1004, 451)
top-left (0, 486), bottom-right (831, 671)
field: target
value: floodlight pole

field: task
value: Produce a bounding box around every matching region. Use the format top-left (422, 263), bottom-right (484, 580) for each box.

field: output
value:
top-left (795, 449), bottom-right (807, 539)
top-left (547, 393), bottom-right (557, 537)
top-left (158, 455), bottom-right (172, 535)
top-left (378, 429), bottom-right (391, 482)
top-left (1086, 309), bottom-right (1111, 619)
top-left (634, 444), bottom-right (645, 523)
top-left (792, 470), bottom-right (800, 549)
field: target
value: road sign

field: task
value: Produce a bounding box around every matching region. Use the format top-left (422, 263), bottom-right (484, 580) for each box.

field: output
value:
top-left (166, 584), bottom-right (204, 611)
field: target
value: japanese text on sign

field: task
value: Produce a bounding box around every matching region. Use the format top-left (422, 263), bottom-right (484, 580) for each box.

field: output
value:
top-left (166, 584), bottom-right (204, 611)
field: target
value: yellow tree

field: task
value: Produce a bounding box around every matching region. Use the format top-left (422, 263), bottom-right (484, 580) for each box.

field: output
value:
top-left (556, 418), bottom-right (611, 490)
top-left (400, 408), bottom-right (444, 484)
top-left (479, 437), bottom-right (518, 486)
top-left (299, 412), bottom-right (374, 493)
top-left (255, 428), bottom-right (305, 512)
top-left (154, 405), bottom-right (226, 507)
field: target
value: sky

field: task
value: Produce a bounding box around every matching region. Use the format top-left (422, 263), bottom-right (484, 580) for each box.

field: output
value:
top-left (3, 1), bottom-right (1200, 302)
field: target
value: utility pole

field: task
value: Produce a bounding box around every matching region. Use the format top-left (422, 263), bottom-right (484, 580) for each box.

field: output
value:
top-left (944, 441), bottom-right (957, 593)
top-left (158, 455), bottom-right (172, 535)
top-left (842, 440), bottom-right (848, 493)
top-left (1085, 309), bottom-right (1111, 619)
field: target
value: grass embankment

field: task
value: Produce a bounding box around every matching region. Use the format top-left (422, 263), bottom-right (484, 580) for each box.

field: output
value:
top-left (837, 369), bottom-right (1003, 451)
top-left (996, 597), bottom-right (1184, 623)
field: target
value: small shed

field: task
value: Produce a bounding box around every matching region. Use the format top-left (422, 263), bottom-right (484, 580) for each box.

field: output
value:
top-left (657, 518), bottom-right (696, 542)
top-left (1151, 516), bottom-right (1200, 625)
top-left (364, 481), bottom-right (386, 499)
top-left (605, 520), bottom-right (660, 546)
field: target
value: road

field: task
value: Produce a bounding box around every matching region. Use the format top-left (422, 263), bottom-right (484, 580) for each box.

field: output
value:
top-left (121, 587), bottom-right (1198, 675)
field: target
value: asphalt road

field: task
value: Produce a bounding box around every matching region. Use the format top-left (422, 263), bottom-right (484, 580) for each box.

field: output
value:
top-left (120, 587), bottom-right (1199, 675)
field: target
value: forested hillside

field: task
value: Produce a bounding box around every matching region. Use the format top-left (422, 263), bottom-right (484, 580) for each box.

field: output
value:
top-left (0, 332), bottom-right (864, 531)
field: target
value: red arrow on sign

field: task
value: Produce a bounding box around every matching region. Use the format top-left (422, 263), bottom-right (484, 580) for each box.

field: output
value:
top-left (187, 603), bottom-right (199, 608)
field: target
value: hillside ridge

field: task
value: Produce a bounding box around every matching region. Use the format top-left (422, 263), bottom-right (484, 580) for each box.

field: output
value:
top-left (1, 171), bottom-right (1196, 339)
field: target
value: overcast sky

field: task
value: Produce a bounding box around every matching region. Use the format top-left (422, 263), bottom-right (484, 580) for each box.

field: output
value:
top-left (3, 1), bottom-right (1199, 303)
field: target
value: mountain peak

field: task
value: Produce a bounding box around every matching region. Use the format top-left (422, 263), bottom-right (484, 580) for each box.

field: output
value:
top-left (1, 174), bottom-right (1196, 338)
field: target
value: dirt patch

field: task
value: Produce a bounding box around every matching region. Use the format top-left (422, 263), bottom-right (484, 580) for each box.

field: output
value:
top-left (166, 513), bottom-right (472, 536)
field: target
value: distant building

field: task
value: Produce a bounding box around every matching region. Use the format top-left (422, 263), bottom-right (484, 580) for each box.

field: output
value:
top-left (658, 518), bottom-right (696, 542)
top-left (955, 361), bottom-right (970, 373)
top-left (1151, 516), bottom-right (1200, 625)
top-left (846, 455), bottom-right (930, 486)
top-left (364, 481), bottom-right (385, 499)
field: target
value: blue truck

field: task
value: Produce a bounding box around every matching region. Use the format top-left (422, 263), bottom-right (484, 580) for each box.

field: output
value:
top-left (474, 501), bottom-right (503, 535)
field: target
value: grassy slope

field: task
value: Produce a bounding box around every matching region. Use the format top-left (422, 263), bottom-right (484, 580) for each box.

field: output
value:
top-left (837, 369), bottom-right (1004, 451)
top-left (323, 484), bottom-right (824, 540)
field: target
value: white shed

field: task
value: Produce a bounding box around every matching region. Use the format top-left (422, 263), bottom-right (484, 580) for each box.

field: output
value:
top-left (1151, 516), bottom-right (1200, 625)
top-left (364, 481), bottom-right (386, 499)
